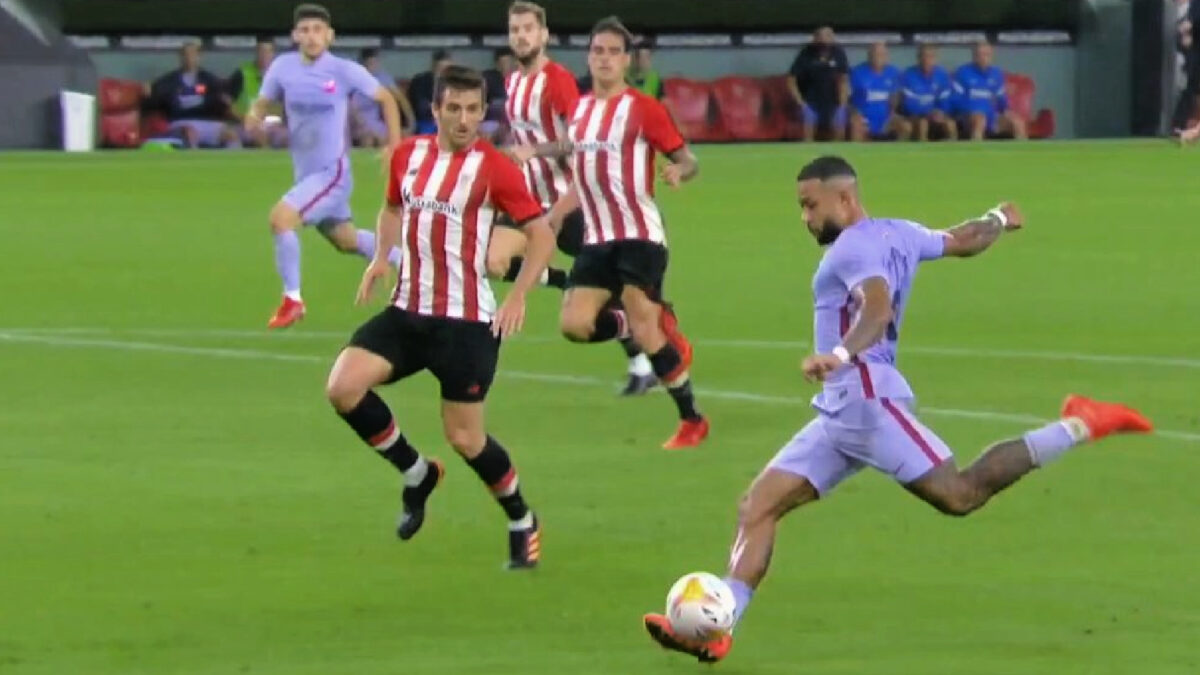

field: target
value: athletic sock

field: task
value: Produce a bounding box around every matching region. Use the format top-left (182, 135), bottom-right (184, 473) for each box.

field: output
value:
top-left (589, 309), bottom-right (629, 343)
top-left (503, 256), bottom-right (568, 289)
top-left (649, 346), bottom-right (702, 421)
top-left (273, 230), bottom-right (302, 298)
top-left (723, 576), bottom-right (754, 628)
top-left (1023, 418), bottom-right (1090, 466)
top-left (337, 391), bottom-right (427, 486)
top-left (465, 436), bottom-right (530, 527)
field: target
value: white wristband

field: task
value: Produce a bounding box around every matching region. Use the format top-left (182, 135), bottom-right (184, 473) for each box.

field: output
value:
top-left (832, 345), bottom-right (852, 364)
top-left (985, 207), bottom-right (1008, 229)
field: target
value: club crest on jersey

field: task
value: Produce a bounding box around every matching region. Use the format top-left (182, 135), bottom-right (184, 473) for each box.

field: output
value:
top-left (322, 79), bottom-right (337, 93)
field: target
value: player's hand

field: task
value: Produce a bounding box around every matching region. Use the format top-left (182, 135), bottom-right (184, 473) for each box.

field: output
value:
top-left (994, 202), bottom-right (1023, 231)
top-left (660, 163), bottom-right (684, 188)
top-left (355, 259), bottom-right (391, 305)
top-left (505, 145), bottom-right (536, 166)
top-left (492, 291), bottom-right (527, 338)
top-left (243, 110), bottom-right (263, 134)
top-left (801, 354), bottom-right (844, 383)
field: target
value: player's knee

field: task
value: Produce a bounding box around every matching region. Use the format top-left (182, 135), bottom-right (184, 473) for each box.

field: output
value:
top-left (269, 204), bottom-right (299, 234)
top-left (443, 425), bottom-right (484, 456)
top-left (325, 375), bottom-right (366, 413)
top-left (559, 312), bottom-right (593, 342)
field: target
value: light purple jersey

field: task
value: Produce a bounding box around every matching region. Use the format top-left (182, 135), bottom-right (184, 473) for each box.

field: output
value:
top-left (811, 217), bottom-right (947, 413)
top-left (260, 51), bottom-right (381, 180)
top-left (352, 69), bottom-right (395, 120)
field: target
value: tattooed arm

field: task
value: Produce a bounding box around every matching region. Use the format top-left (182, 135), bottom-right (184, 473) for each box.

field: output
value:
top-left (941, 202), bottom-right (1023, 258)
top-left (506, 139), bottom-right (574, 164)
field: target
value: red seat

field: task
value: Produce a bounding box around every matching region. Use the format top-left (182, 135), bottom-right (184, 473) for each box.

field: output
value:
top-left (663, 78), bottom-right (727, 142)
top-left (99, 78), bottom-right (147, 148)
top-left (760, 75), bottom-right (805, 140)
top-left (711, 77), bottom-right (783, 141)
top-left (1004, 73), bottom-right (1055, 139)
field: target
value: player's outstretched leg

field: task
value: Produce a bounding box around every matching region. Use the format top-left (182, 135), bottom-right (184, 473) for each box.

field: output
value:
top-left (442, 400), bottom-right (541, 570)
top-left (907, 394), bottom-right (1153, 515)
top-left (620, 287), bottom-right (708, 449)
top-left (485, 222), bottom-right (568, 289)
top-left (267, 201), bottom-right (306, 329)
top-left (602, 297), bottom-right (655, 396)
top-left (326, 347), bottom-right (444, 540)
top-left (317, 220), bottom-right (402, 267)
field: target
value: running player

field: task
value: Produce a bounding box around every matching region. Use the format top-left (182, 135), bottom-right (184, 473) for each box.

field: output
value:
top-left (244, 3), bottom-right (403, 329)
top-left (491, 2), bottom-right (655, 395)
top-left (642, 155), bottom-right (1154, 662)
top-left (526, 17), bottom-right (709, 448)
top-left (325, 65), bottom-right (555, 569)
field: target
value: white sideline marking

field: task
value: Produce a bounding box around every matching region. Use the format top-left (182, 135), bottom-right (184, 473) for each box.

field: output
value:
top-left (2, 325), bottom-right (1199, 370)
top-left (2, 330), bottom-right (1197, 443)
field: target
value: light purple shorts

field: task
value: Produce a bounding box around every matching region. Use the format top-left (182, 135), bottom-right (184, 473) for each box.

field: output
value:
top-left (283, 157), bottom-right (353, 226)
top-left (168, 119), bottom-right (232, 147)
top-left (768, 397), bottom-right (953, 496)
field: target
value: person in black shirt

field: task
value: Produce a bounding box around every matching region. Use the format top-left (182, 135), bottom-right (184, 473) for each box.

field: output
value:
top-left (407, 49), bottom-right (454, 135)
top-left (147, 42), bottom-right (238, 148)
top-left (482, 47), bottom-right (515, 142)
top-left (787, 27), bottom-right (850, 142)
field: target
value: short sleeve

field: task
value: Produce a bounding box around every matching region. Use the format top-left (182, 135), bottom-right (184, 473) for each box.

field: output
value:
top-left (830, 237), bottom-right (888, 292)
top-left (260, 60), bottom-right (283, 101)
top-left (548, 69), bottom-right (580, 118)
top-left (386, 141), bottom-right (416, 206)
top-left (834, 48), bottom-right (850, 74)
top-left (639, 97), bottom-right (685, 155)
top-left (488, 153), bottom-right (543, 224)
top-left (344, 60), bottom-right (382, 99)
top-left (906, 222), bottom-right (949, 261)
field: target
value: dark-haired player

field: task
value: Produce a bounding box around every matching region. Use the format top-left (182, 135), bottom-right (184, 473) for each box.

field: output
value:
top-left (325, 65), bottom-right (555, 570)
top-left (642, 155), bottom-right (1153, 662)
top-left (245, 3), bottom-right (404, 329)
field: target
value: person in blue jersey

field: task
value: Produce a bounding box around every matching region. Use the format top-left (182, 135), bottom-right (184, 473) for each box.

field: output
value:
top-left (953, 41), bottom-right (1027, 141)
top-left (901, 43), bottom-right (958, 141)
top-left (848, 42), bottom-right (910, 141)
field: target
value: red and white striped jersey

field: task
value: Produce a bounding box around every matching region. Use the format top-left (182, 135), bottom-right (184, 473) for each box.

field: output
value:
top-left (568, 87), bottom-right (686, 246)
top-left (504, 61), bottom-right (579, 208)
top-left (386, 135), bottom-right (542, 323)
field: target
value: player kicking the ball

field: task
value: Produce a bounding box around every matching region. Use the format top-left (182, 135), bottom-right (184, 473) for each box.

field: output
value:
top-left (245, 3), bottom-right (404, 329)
top-left (325, 66), bottom-right (555, 569)
top-left (524, 17), bottom-right (709, 447)
top-left (642, 155), bottom-right (1154, 662)
top-left (489, 2), bottom-right (656, 396)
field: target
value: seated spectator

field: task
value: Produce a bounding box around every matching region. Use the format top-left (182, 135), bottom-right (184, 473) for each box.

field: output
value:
top-left (407, 49), bottom-right (453, 135)
top-left (901, 43), bottom-right (957, 141)
top-left (351, 47), bottom-right (415, 147)
top-left (954, 41), bottom-right (1027, 141)
top-left (787, 26), bottom-right (850, 142)
top-left (630, 43), bottom-right (665, 100)
top-left (228, 36), bottom-right (287, 148)
top-left (482, 47), bottom-right (515, 141)
top-left (148, 42), bottom-right (239, 148)
top-left (849, 41), bottom-right (910, 141)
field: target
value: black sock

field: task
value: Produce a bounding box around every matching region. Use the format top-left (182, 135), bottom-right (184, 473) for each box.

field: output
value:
top-left (649, 346), bottom-right (702, 421)
top-left (589, 309), bottom-right (623, 343)
top-left (618, 335), bottom-right (642, 359)
top-left (546, 267), bottom-right (568, 289)
top-left (465, 436), bottom-right (529, 522)
top-left (337, 390), bottom-right (420, 472)
top-left (502, 256), bottom-right (524, 282)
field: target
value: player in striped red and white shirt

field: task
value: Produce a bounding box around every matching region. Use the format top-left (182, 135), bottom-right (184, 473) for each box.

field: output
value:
top-left (326, 66), bottom-right (555, 571)
top-left (489, 1), bottom-right (657, 396)
top-left (525, 18), bottom-right (708, 449)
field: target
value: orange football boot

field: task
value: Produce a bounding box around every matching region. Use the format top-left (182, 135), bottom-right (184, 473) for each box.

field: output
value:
top-left (663, 416), bottom-right (710, 450)
top-left (1061, 395), bottom-right (1154, 441)
top-left (643, 613), bottom-right (732, 664)
top-left (267, 296), bottom-right (306, 329)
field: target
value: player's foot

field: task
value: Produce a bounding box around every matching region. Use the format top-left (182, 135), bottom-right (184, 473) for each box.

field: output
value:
top-left (658, 303), bottom-right (693, 377)
top-left (1061, 395), bottom-right (1154, 442)
top-left (642, 613), bottom-right (732, 664)
top-left (663, 416), bottom-right (710, 450)
top-left (620, 373), bottom-right (657, 396)
top-left (396, 459), bottom-right (444, 541)
top-left (505, 513), bottom-right (541, 570)
top-left (267, 296), bottom-right (305, 329)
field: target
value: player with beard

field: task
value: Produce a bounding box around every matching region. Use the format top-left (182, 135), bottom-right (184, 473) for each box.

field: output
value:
top-left (487, 1), bottom-right (656, 396)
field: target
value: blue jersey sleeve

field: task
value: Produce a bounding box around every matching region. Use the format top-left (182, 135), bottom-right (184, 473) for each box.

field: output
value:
top-left (260, 58), bottom-right (283, 101)
top-left (343, 60), bottom-right (382, 99)
top-left (935, 69), bottom-right (954, 113)
top-left (849, 64), bottom-right (868, 109)
top-left (990, 68), bottom-right (1008, 112)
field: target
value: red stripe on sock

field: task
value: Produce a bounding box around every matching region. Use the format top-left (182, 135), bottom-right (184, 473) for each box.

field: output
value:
top-left (490, 467), bottom-right (517, 495)
top-left (368, 420), bottom-right (396, 448)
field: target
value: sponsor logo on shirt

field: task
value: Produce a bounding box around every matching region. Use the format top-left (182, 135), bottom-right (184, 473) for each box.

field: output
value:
top-left (574, 140), bottom-right (620, 153)
top-left (403, 188), bottom-right (462, 217)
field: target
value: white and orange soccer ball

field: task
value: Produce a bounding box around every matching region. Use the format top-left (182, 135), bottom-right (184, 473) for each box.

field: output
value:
top-left (665, 572), bottom-right (736, 641)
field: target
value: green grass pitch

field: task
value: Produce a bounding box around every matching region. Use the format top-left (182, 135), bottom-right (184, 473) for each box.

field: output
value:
top-left (1, 141), bottom-right (1198, 674)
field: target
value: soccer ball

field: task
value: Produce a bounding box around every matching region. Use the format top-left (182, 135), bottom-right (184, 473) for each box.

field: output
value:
top-left (665, 572), bottom-right (736, 641)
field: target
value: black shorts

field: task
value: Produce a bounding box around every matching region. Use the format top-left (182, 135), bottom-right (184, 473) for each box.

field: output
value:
top-left (567, 239), bottom-right (668, 299)
top-left (348, 306), bottom-right (500, 403)
top-left (494, 209), bottom-right (585, 257)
